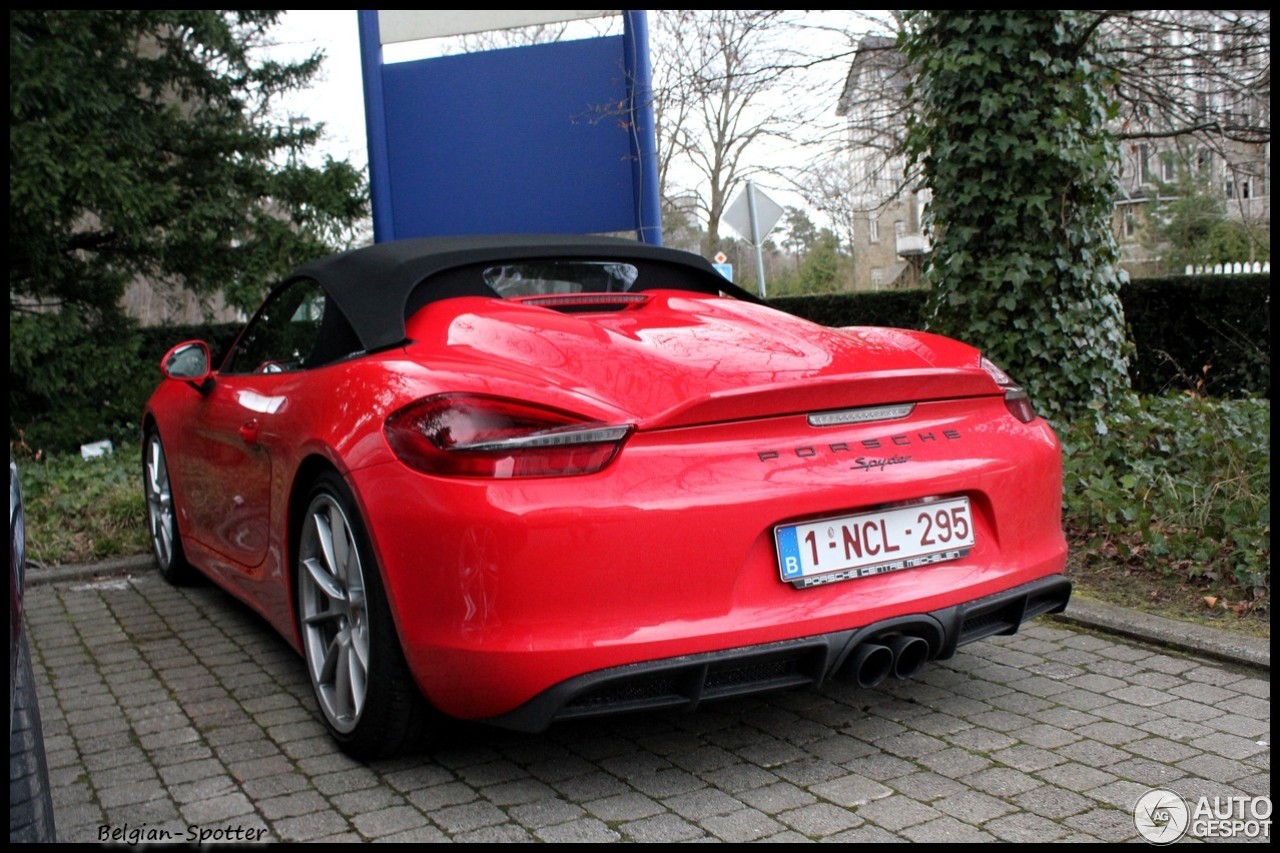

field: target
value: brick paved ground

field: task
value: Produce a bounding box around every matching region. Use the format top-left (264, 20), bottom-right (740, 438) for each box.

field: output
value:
top-left (24, 572), bottom-right (1270, 843)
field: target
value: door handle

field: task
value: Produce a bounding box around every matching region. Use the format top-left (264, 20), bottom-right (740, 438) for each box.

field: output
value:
top-left (238, 419), bottom-right (261, 445)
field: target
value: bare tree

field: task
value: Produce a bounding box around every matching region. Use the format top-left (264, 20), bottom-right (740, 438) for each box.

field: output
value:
top-left (807, 11), bottom-right (1269, 199)
top-left (1100, 9), bottom-right (1270, 252)
top-left (789, 22), bottom-right (923, 292)
top-left (829, 31), bottom-right (913, 203)
top-left (790, 19), bottom-right (926, 290)
top-left (1100, 10), bottom-right (1269, 148)
top-left (793, 159), bottom-right (860, 276)
top-left (651, 10), bottom-right (812, 255)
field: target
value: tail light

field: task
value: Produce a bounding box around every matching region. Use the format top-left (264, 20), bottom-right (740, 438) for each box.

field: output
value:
top-left (979, 356), bottom-right (1038, 423)
top-left (385, 393), bottom-right (633, 478)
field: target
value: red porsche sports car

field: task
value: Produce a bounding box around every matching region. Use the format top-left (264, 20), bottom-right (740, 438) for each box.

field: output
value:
top-left (143, 235), bottom-right (1069, 759)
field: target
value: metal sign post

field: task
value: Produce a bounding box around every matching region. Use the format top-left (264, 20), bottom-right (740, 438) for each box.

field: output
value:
top-left (746, 184), bottom-right (768, 297)
top-left (724, 182), bottom-right (784, 298)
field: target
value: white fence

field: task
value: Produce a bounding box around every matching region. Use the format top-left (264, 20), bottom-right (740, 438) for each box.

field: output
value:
top-left (1184, 261), bottom-right (1270, 275)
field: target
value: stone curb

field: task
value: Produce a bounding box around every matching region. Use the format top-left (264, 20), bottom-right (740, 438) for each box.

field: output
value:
top-left (1055, 595), bottom-right (1269, 672)
top-left (26, 554), bottom-right (154, 587)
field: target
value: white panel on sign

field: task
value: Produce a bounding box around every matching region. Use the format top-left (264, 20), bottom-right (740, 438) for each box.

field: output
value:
top-left (378, 10), bottom-right (618, 44)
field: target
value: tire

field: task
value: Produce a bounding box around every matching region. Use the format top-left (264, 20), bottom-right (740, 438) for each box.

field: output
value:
top-left (295, 472), bottom-right (438, 759)
top-left (143, 430), bottom-right (195, 584)
top-left (10, 631), bottom-right (56, 843)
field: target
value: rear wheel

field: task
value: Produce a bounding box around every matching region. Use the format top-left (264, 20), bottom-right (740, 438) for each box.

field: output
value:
top-left (144, 430), bottom-right (194, 584)
top-left (296, 472), bottom-right (438, 758)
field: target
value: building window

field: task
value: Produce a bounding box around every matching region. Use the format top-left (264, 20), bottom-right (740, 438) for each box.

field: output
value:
top-left (894, 220), bottom-right (906, 238)
top-left (1160, 154), bottom-right (1176, 183)
top-left (1138, 143), bottom-right (1151, 184)
top-left (1123, 210), bottom-right (1137, 238)
top-left (870, 268), bottom-right (883, 289)
top-left (868, 214), bottom-right (880, 243)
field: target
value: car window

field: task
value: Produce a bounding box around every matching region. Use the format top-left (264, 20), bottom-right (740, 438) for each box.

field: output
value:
top-left (223, 278), bottom-right (359, 374)
top-left (482, 262), bottom-right (639, 297)
top-left (403, 257), bottom-right (741, 323)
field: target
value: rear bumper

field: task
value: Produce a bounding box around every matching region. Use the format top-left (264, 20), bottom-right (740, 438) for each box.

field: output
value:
top-left (349, 398), bottom-right (1067, 720)
top-left (486, 574), bottom-right (1072, 732)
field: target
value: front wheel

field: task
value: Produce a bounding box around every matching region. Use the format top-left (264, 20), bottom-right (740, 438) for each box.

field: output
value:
top-left (296, 472), bottom-right (438, 758)
top-left (143, 430), bottom-right (194, 584)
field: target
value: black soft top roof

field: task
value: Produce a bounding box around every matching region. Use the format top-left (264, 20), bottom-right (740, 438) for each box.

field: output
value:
top-left (288, 234), bottom-right (756, 353)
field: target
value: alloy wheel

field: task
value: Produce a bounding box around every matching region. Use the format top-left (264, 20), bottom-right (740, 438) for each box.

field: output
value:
top-left (297, 492), bottom-right (371, 735)
top-left (144, 435), bottom-right (176, 570)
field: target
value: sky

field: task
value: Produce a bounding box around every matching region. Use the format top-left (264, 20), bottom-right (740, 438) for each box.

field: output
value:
top-left (270, 11), bottom-right (370, 170)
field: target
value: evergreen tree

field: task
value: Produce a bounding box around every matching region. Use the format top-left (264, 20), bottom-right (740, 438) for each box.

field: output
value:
top-left (10, 10), bottom-right (367, 318)
top-left (10, 10), bottom-right (368, 450)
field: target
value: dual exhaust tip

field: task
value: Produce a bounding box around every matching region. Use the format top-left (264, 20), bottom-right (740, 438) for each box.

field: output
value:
top-left (841, 634), bottom-right (930, 689)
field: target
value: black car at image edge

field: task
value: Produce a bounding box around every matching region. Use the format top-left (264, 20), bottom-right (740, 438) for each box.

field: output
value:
top-left (10, 456), bottom-right (56, 842)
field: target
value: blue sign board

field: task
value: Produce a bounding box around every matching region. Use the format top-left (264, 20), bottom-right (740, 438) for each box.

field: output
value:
top-left (359, 11), bottom-right (662, 245)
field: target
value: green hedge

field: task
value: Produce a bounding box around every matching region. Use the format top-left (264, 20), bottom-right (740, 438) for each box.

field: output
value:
top-left (770, 290), bottom-right (927, 329)
top-left (770, 274), bottom-right (1269, 399)
top-left (9, 274), bottom-right (1269, 454)
top-left (10, 310), bottom-right (148, 454)
top-left (1122, 275), bottom-right (1269, 399)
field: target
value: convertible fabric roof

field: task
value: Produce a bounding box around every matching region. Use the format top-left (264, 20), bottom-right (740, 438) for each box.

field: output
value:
top-left (288, 234), bottom-right (757, 353)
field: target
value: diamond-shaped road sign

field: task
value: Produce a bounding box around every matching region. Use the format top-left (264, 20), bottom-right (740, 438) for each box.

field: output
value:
top-left (724, 185), bottom-right (784, 246)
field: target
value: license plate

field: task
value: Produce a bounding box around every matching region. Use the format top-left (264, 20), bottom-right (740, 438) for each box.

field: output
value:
top-left (775, 497), bottom-right (975, 588)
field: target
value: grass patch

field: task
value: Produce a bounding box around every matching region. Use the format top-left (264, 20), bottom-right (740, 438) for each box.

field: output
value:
top-left (16, 445), bottom-right (148, 567)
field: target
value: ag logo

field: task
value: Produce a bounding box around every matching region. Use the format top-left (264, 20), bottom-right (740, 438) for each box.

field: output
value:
top-left (1134, 788), bottom-right (1190, 845)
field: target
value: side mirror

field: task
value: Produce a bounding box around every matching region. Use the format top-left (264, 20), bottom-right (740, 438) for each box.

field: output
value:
top-left (161, 340), bottom-right (213, 391)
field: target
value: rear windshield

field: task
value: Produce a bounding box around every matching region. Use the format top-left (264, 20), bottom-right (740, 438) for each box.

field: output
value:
top-left (483, 262), bottom-right (639, 297)
top-left (403, 257), bottom-right (735, 321)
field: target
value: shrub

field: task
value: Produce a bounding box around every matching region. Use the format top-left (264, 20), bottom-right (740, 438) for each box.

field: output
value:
top-left (1062, 395), bottom-right (1270, 600)
top-left (9, 314), bottom-right (244, 456)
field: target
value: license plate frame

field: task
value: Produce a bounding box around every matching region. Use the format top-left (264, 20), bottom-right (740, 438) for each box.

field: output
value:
top-left (775, 497), bottom-right (975, 589)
